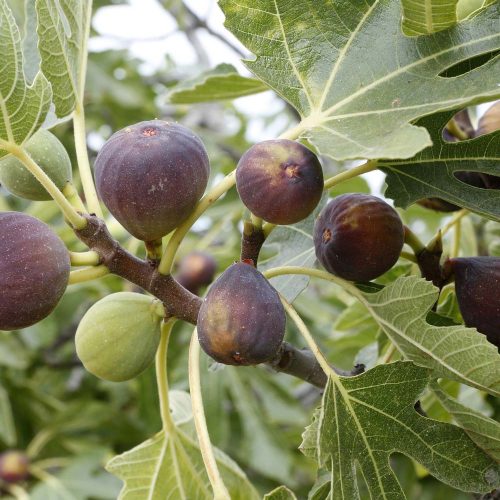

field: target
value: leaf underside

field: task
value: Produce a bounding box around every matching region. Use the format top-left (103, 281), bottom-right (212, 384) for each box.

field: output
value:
top-left (402, 0), bottom-right (458, 36)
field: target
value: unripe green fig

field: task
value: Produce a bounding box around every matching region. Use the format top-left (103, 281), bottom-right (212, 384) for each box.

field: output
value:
top-left (236, 139), bottom-right (323, 225)
top-left (0, 129), bottom-right (72, 201)
top-left (0, 212), bottom-right (70, 331)
top-left (94, 120), bottom-right (210, 242)
top-left (448, 257), bottom-right (499, 348)
top-left (176, 251), bottom-right (217, 294)
top-left (75, 292), bottom-right (163, 382)
top-left (314, 194), bottom-right (404, 282)
top-left (0, 451), bottom-right (29, 483)
top-left (197, 262), bottom-right (285, 365)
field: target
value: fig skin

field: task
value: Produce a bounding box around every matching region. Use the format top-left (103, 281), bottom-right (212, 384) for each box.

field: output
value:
top-left (449, 257), bottom-right (499, 348)
top-left (75, 292), bottom-right (163, 382)
top-left (176, 251), bottom-right (217, 294)
top-left (0, 212), bottom-right (70, 331)
top-left (197, 262), bottom-right (286, 366)
top-left (0, 129), bottom-right (72, 201)
top-left (94, 120), bottom-right (210, 242)
top-left (314, 194), bottom-right (404, 282)
top-left (236, 139), bottom-right (323, 225)
top-left (0, 451), bottom-right (29, 483)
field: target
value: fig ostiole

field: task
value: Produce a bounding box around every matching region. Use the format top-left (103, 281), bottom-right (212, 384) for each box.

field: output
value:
top-left (0, 129), bottom-right (72, 201)
top-left (314, 193), bottom-right (404, 282)
top-left (236, 139), bottom-right (323, 225)
top-left (448, 257), bottom-right (499, 348)
top-left (76, 292), bottom-right (164, 382)
top-left (0, 212), bottom-right (70, 331)
top-left (94, 120), bottom-right (210, 242)
top-left (197, 262), bottom-right (286, 365)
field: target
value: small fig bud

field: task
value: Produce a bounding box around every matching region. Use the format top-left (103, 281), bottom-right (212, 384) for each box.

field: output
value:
top-left (314, 194), bottom-right (404, 281)
top-left (236, 139), bottom-right (323, 225)
top-left (0, 451), bottom-right (29, 483)
top-left (0, 129), bottom-right (72, 201)
top-left (75, 292), bottom-right (163, 382)
top-left (176, 251), bottom-right (217, 294)
top-left (197, 262), bottom-right (285, 365)
top-left (0, 212), bottom-right (70, 331)
top-left (448, 257), bottom-right (499, 348)
top-left (95, 120), bottom-right (210, 241)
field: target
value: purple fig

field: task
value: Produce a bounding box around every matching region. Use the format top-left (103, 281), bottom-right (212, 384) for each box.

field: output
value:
top-left (0, 451), bottom-right (29, 483)
top-left (197, 262), bottom-right (285, 365)
top-left (314, 194), bottom-right (404, 281)
top-left (95, 120), bottom-right (210, 242)
top-left (176, 251), bottom-right (217, 294)
top-left (449, 257), bottom-right (499, 348)
top-left (236, 139), bottom-right (323, 225)
top-left (0, 212), bottom-right (70, 331)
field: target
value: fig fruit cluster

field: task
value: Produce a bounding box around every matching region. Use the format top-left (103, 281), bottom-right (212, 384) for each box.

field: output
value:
top-left (0, 212), bottom-right (70, 331)
top-left (95, 120), bottom-right (210, 242)
top-left (75, 292), bottom-right (163, 382)
top-left (197, 262), bottom-right (286, 365)
top-left (313, 194), bottom-right (404, 282)
top-left (0, 129), bottom-right (72, 201)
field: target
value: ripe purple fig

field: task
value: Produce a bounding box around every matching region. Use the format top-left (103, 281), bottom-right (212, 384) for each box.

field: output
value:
top-left (448, 257), bottom-right (499, 348)
top-left (197, 261), bottom-right (285, 365)
top-left (236, 139), bottom-right (323, 225)
top-left (0, 451), bottom-right (29, 483)
top-left (176, 251), bottom-right (217, 294)
top-left (94, 120), bottom-right (210, 242)
top-left (314, 194), bottom-right (404, 281)
top-left (0, 212), bottom-right (70, 331)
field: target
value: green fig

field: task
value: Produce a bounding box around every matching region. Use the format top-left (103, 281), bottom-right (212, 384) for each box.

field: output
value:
top-left (197, 262), bottom-right (286, 365)
top-left (314, 194), bottom-right (404, 281)
top-left (75, 292), bottom-right (164, 382)
top-left (0, 129), bottom-right (72, 201)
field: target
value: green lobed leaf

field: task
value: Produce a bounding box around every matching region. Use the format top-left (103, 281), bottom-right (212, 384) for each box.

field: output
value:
top-left (0, 0), bottom-right (51, 157)
top-left (355, 276), bottom-right (500, 396)
top-left (106, 391), bottom-right (259, 500)
top-left (167, 63), bottom-right (269, 103)
top-left (401, 0), bottom-right (458, 36)
top-left (219, 0), bottom-right (500, 161)
top-left (432, 381), bottom-right (500, 461)
top-left (382, 111), bottom-right (500, 222)
top-left (301, 362), bottom-right (500, 499)
top-left (36, 0), bottom-right (92, 117)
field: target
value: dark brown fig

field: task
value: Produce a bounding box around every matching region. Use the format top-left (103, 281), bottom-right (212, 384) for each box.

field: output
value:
top-left (0, 451), bottom-right (29, 483)
top-left (236, 139), bottom-right (323, 225)
top-left (314, 194), bottom-right (404, 282)
top-left (94, 120), bottom-right (210, 242)
top-left (176, 251), bottom-right (217, 294)
top-left (197, 261), bottom-right (285, 365)
top-left (0, 212), bottom-right (70, 331)
top-left (448, 257), bottom-right (499, 348)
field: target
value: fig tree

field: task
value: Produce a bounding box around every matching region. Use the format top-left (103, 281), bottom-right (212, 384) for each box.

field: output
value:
top-left (314, 194), bottom-right (404, 281)
top-left (94, 120), bottom-right (210, 242)
top-left (0, 212), bottom-right (70, 331)
top-left (236, 139), bottom-right (323, 225)
top-left (0, 129), bottom-right (72, 201)
top-left (0, 451), bottom-right (29, 483)
top-left (176, 251), bottom-right (217, 294)
top-left (197, 261), bottom-right (285, 365)
top-left (75, 292), bottom-right (163, 382)
top-left (448, 257), bottom-right (499, 348)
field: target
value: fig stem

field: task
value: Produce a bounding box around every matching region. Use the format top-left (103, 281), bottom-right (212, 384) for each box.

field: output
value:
top-left (323, 160), bottom-right (378, 190)
top-left (250, 213), bottom-right (263, 230)
top-left (447, 117), bottom-right (469, 141)
top-left (1, 144), bottom-right (87, 229)
top-left (156, 319), bottom-right (176, 433)
top-left (404, 225), bottom-right (425, 255)
top-left (157, 170), bottom-right (237, 275)
top-left (3, 483), bottom-right (29, 500)
top-left (451, 218), bottom-right (462, 259)
top-left (69, 251), bottom-right (100, 266)
top-left (188, 330), bottom-right (231, 500)
top-left (400, 251), bottom-right (418, 263)
top-left (68, 265), bottom-right (109, 284)
top-left (62, 182), bottom-right (87, 213)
